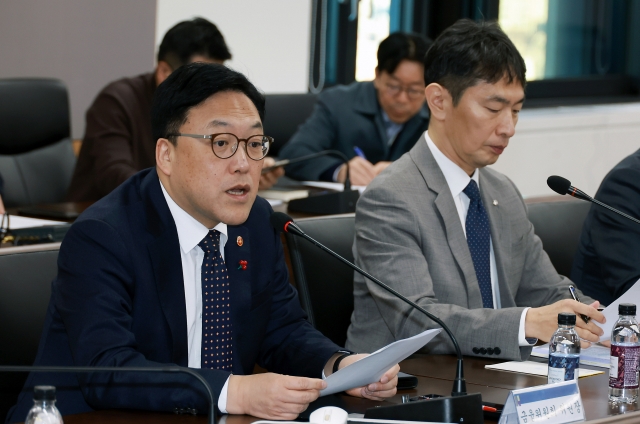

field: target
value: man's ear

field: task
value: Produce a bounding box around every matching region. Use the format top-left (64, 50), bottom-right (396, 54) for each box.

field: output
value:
top-left (424, 83), bottom-right (450, 122)
top-left (155, 61), bottom-right (173, 86)
top-left (156, 138), bottom-right (174, 177)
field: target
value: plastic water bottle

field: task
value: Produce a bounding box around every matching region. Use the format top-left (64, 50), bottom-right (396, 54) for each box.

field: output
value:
top-left (25, 386), bottom-right (63, 424)
top-left (609, 303), bottom-right (640, 404)
top-left (548, 313), bottom-right (580, 384)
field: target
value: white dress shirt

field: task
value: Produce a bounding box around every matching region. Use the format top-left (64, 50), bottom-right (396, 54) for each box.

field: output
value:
top-left (160, 182), bottom-right (231, 412)
top-left (424, 132), bottom-right (533, 347)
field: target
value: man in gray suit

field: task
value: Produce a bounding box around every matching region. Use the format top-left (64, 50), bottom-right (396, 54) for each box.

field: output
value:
top-left (346, 20), bottom-right (606, 361)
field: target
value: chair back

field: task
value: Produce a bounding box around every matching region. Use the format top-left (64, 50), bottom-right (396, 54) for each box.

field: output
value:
top-left (284, 214), bottom-right (355, 346)
top-left (526, 196), bottom-right (591, 277)
top-left (0, 243), bottom-right (60, 421)
top-left (0, 79), bottom-right (76, 208)
top-left (263, 93), bottom-right (317, 157)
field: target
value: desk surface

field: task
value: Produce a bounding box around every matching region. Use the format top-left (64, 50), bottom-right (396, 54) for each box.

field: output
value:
top-left (47, 356), bottom-right (640, 424)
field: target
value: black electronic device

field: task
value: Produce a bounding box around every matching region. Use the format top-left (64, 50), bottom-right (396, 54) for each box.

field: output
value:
top-left (271, 212), bottom-right (484, 424)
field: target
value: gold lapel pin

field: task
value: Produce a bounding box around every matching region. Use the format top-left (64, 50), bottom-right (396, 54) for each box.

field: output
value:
top-left (237, 236), bottom-right (244, 247)
top-left (492, 200), bottom-right (498, 206)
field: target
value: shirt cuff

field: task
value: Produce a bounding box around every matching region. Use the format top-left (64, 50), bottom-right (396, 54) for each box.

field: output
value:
top-left (518, 307), bottom-right (538, 346)
top-left (217, 376), bottom-right (230, 414)
top-left (332, 164), bottom-right (344, 182)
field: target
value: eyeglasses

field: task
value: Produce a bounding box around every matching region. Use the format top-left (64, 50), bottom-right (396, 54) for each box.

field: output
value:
top-left (384, 82), bottom-right (424, 100)
top-left (168, 133), bottom-right (274, 160)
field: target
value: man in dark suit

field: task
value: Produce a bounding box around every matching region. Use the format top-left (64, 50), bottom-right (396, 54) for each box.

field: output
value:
top-left (572, 149), bottom-right (640, 305)
top-left (279, 33), bottom-right (431, 185)
top-left (7, 63), bottom-right (398, 423)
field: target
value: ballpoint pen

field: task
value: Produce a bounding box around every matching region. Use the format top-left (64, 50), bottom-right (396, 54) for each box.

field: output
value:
top-left (353, 146), bottom-right (367, 159)
top-left (569, 285), bottom-right (590, 324)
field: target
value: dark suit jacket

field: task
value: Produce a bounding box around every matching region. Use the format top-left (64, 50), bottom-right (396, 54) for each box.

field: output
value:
top-left (278, 81), bottom-right (429, 181)
top-left (572, 149), bottom-right (640, 305)
top-left (66, 73), bottom-right (156, 202)
top-left (7, 168), bottom-right (339, 423)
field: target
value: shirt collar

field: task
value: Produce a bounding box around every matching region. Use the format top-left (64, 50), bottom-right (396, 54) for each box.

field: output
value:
top-left (424, 131), bottom-right (479, 198)
top-left (160, 181), bottom-right (228, 254)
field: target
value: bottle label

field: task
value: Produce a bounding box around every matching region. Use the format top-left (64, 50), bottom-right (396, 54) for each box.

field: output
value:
top-left (548, 355), bottom-right (579, 384)
top-left (609, 345), bottom-right (640, 389)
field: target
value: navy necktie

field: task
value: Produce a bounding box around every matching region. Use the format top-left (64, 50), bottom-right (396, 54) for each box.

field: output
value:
top-left (198, 230), bottom-right (233, 370)
top-left (463, 180), bottom-right (494, 309)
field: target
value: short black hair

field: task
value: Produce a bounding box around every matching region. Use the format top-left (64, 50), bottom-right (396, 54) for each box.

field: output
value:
top-left (152, 63), bottom-right (265, 143)
top-left (157, 18), bottom-right (232, 70)
top-left (377, 32), bottom-right (432, 75)
top-left (424, 19), bottom-right (526, 105)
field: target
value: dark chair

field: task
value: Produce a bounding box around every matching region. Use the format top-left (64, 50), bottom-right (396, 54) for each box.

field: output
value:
top-left (263, 93), bottom-right (317, 157)
top-left (526, 196), bottom-right (592, 277)
top-left (0, 79), bottom-right (76, 208)
top-left (0, 243), bottom-right (60, 422)
top-left (284, 214), bottom-right (355, 346)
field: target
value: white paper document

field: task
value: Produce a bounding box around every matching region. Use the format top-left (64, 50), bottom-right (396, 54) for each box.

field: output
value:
top-left (594, 277), bottom-right (640, 342)
top-left (485, 361), bottom-right (603, 378)
top-left (1, 214), bottom-right (65, 229)
top-left (531, 343), bottom-right (610, 368)
top-left (320, 329), bottom-right (441, 396)
top-left (301, 181), bottom-right (367, 194)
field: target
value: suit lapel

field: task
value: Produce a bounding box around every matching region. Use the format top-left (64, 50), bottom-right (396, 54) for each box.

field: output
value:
top-left (410, 139), bottom-right (483, 309)
top-left (479, 170), bottom-right (515, 308)
top-left (142, 171), bottom-right (189, 366)
top-left (225, 226), bottom-right (252, 372)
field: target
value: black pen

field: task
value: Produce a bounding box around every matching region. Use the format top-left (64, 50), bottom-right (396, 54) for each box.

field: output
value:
top-left (569, 285), bottom-right (590, 324)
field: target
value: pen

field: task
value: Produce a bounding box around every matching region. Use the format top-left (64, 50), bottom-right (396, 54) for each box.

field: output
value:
top-left (569, 285), bottom-right (590, 324)
top-left (482, 405), bottom-right (498, 412)
top-left (353, 146), bottom-right (367, 159)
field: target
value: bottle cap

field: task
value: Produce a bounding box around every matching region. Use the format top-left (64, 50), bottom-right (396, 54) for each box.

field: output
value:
top-left (619, 303), bottom-right (636, 316)
top-left (558, 312), bottom-right (576, 325)
top-left (33, 386), bottom-right (56, 401)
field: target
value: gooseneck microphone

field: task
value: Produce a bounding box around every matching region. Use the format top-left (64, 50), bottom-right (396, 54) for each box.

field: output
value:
top-left (270, 212), bottom-right (467, 396)
top-left (0, 365), bottom-right (216, 424)
top-left (547, 175), bottom-right (640, 225)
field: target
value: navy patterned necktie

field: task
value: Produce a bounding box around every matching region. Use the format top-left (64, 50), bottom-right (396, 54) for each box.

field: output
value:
top-left (198, 230), bottom-right (233, 370)
top-left (463, 180), bottom-right (494, 309)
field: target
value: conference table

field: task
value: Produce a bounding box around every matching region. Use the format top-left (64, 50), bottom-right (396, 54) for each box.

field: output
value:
top-left (35, 355), bottom-right (639, 424)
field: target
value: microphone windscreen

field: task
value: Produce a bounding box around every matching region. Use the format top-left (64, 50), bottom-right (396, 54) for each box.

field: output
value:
top-left (547, 175), bottom-right (571, 195)
top-left (270, 211), bottom-right (293, 233)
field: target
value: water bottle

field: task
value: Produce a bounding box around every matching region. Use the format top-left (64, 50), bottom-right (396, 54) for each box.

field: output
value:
top-left (609, 303), bottom-right (640, 403)
top-left (25, 385), bottom-right (63, 424)
top-left (548, 312), bottom-right (580, 384)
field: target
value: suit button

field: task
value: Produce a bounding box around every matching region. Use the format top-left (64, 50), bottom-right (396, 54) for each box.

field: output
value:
top-left (479, 348), bottom-right (487, 355)
top-left (472, 347), bottom-right (480, 354)
top-left (487, 348), bottom-right (495, 355)
top-left (494, 347), bottom-right (501, 355)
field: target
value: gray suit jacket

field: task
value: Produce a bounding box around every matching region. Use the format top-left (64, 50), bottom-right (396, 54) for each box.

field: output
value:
top-left (346, 136), bottom-right (592, 360)
top-left (279, 81), bottom-right (429, 181)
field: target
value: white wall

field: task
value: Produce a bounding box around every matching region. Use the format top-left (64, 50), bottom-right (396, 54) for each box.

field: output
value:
top-left (155, 0), bottom-right (312, 94)
top-left (490, 102), bottom-right (640, 198)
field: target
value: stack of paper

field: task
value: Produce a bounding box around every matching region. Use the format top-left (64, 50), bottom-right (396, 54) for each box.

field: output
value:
top-left (485, 361), bottom-right (603, 378)
top-left (531, 343), bottom-right (610, 368)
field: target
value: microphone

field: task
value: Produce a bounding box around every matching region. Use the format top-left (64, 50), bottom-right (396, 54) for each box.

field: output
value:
top-left (547, 175), bottom-right (640, 225)
top-left (271, 212), bottom-right (483, 424)
top-left (0, 365), bottom-right (216, 424)
top-left (280, 150), bottom-right (360, 215)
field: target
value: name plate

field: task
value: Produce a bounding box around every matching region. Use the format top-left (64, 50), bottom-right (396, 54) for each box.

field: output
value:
top-left (499, 380), bottom-right (585, 424)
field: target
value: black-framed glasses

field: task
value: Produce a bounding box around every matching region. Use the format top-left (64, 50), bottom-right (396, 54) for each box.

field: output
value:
top-left (168, 133), bottom-right (274, 161)
top-left (384, 82), bottom-right (424, 100)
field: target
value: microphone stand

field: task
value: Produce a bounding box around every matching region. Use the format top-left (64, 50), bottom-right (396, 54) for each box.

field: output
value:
top-left (279, 216), bottom-right (483, 424)
top-left (0, 365), bottom-right (216, 424)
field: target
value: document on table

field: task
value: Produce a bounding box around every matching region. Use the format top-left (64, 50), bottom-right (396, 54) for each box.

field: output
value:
top-left (0, 214), bottom-right (65, 229)
top-left (320, 328), bottom-right (441, 396)
top-left (301, 181), bottom-right (367, 194)
top-left (531, 343), bottom-right (610, 368)
top-left (594, 277), bottom-right (640, 342)
top-left (485, 361), bottom-right (603, 378)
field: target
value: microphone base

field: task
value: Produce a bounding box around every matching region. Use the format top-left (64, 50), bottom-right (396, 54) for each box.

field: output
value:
top-left (288, 189), bottom-right (360, 215)
top-left (364, 392), bottom-right (483, 424)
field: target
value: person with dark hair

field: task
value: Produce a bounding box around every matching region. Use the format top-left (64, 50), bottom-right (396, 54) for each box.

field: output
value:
top-left (67, 17), bottom-right (283, 202)
top-left (571, 150), bottom-right (640, 305)
top-left (7, 63), bottom-right (399, 423)
top-left (279, 32), bottom-right (431, 185)
top-left (346, 20), bottom-right (606, 361)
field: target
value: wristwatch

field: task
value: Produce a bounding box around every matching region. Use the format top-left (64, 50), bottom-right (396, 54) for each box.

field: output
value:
top-left (332, 350), bottom-right (356, 373)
